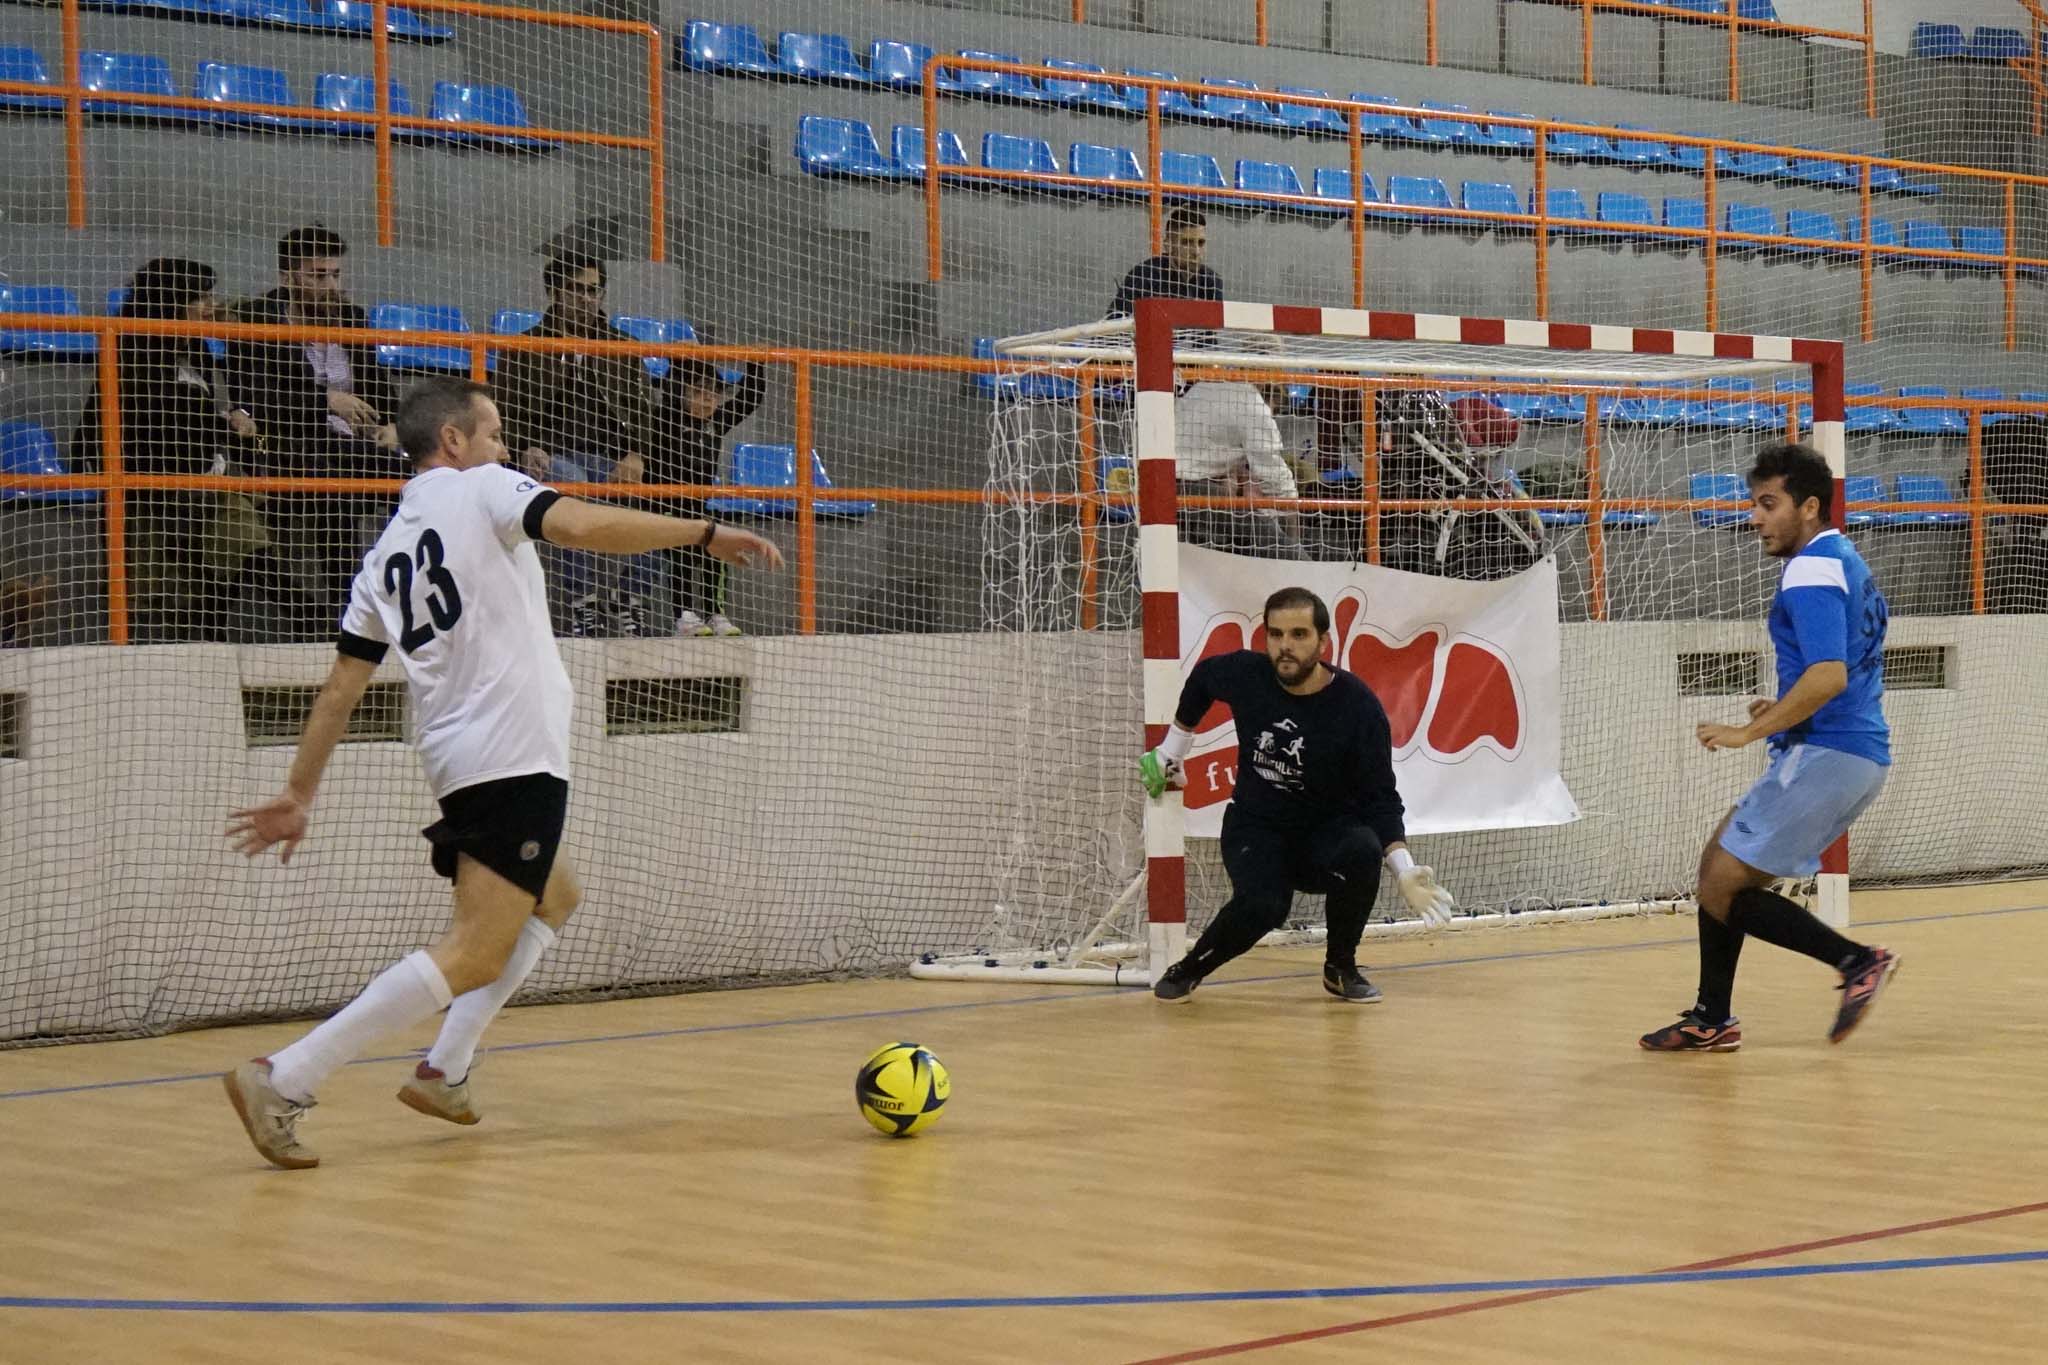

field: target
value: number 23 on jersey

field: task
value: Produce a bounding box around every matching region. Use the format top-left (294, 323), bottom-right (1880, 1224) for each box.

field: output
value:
top-left (382, 528), bottom-right (464, 653)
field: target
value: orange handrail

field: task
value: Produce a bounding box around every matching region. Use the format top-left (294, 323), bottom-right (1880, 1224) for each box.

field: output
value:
top-left (917, 62), bottom-right (2048, 349)
top-left (9, 319), bottom-right (2048, 641)
top-left (29, 0), bottom-right (664, 260)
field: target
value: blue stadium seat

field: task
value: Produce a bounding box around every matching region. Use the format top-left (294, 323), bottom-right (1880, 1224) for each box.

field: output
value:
top-left (1412, 101), bottom-right (1482, 147)
top-left (1483, 111), bottom-right (1538, 152)
top-left (1596, 190), bottom-right (1655, 239)
top-left (1895, 386), bottom-right (1966, 437)
top-left (0, 46), bottom-right (60, 112)
top-left (1546, 129), bottom-right (1612, 161)
top-left (1844, 216), bottom-right (1902, 256)
top-left (428, 82), bottom-right (548, 151)
top-left (1504, 469), bottom-right (1657, 530)
top-left (970, 337), bottom-right (1078, 401)
top-left (1605, 124), bottom-right (1673, 167)
top-left (612, 315), bottom-right (710, 381)
top-left (942, 50), bottom-right (1043, 103)
top-left (1783, 209), bottom-right (1842, 255)
top-left (490, 308), bottom-right (541, 334)
top-left (682, 20), bottom-right (775, 75)
top-left (79, 51), bottom-right (179, 120)
top-left (1312, 166), bottom-right (1378, 207)
top-left (1274, 87), bottom-right (1346, 135)
top-left (891, 124), bottom-right (967, 176)
top-left (1839, 474), bottom-right (1899, 528)
top-left (798, 115), bottom-right (897, 179)
top-left (1462, 180), bottom-right (1523, 227)
top-left (0, 421), bottom-right (95, 504)
top-left (1867, 163), bottom-right (1907, 194)
top-left (1719, 148), bottom-right (1789, 180)
top-left (1893, 473), bottom-right (1967, 525)
top-left (776, 32), bottom-right (873, 85)
top-left (1787, 152), bottom-right (1855, 188)
top-left (1041, 59), bottom-right (1125, 110)
top-left (1069, 141), bottom-right (1145, 197)
top-left (1532, 186), bottom-right (1594, 235)
top-left (1899, 219), bottom-right (1954, 265)
top-left (982, 132), bottom-right (1061, 190)
top-left (1775, 378), bottom-right (1813, 425)
top-left (1159, 150), bottom-right (1237, 206)
top-left (1604, 381), bottom-right (1687, 426)
top-left (193, 62), bottom-right (303, 129)
top-left (1897, 176), bottom-right (1944, 199)
top-left (368, 302), bottom-right (473, 372)
top-left (1663, 195), bottom-right (1707, 235)
top-left (1843, 383), bottom-right (1902, 434)
top-left (1348, 92), bottom-right (1419, 141)
top-left (1910, 21), bottom-right (1965, 56)
top-left (252, 0), bottom-right (450, 40)
top-left (1201, 78), bottom-right (1285, 128)
top-left (0, 285), bottom-right (94, 356)
top-left (1387, 174), bottom-right (1454, 221)
top-left (868, 40), bottom-right (936, 91)
top-left (307, 74), bottom-right (425, 139)
top-left (707, 444), bottom-right (873, 518)
top-left (1689, 377), bottom-right (1776, 431)
top-left (1665, 132), bottom-right (1710, 172)
top-left (1957, 226), bottom-right (2008, 268)
top-left (1238, 159), bottom-right (1330, 215)
top-left (1720, 201), bottom-right (1779, 251)
top-left (1690, 472), bottom-right (1750, 529)
top-left (1964, 27), bottom-right (2029, 60)
top-left (1123, 69), bottom-right (1214, 121)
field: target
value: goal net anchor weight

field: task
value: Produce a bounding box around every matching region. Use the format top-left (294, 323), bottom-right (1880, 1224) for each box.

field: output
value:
top-left (911, 300), bottom-right (1849, 986)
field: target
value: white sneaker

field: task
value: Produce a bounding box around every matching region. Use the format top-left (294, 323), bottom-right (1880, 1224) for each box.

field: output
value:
top-left (397, 1059), bottom-right (480, 1126)
top-left (708, 613), bottom-right (742, 638)
top-left (677, 609), bottom-right (712, 637)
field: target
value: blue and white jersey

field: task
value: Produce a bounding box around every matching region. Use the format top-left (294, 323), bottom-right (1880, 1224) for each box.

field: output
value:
top-left (1768, 528), bottom-right (1890, 766)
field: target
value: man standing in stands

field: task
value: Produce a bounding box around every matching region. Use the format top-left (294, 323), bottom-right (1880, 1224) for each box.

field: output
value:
top-left (224, 225), bottom-right (399, 639)
top-left (653, 347), bottom-right (765, 636)
top-left (1107, 207), bottom-right (1224, 319)
top-left (495, 252), bottom-right (663, 637)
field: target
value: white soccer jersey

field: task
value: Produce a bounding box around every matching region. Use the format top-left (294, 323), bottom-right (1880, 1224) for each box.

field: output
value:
top-left (339, 462), bottom-right (572, 799)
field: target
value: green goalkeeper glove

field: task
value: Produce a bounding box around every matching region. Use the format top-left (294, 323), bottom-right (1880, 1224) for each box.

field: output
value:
top-left (1139, 749), bottom-right (1186, 799)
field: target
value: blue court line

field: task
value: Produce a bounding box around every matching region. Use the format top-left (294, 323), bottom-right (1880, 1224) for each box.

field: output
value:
top-left (4, 898), bottom-right (2042, 1104)
top-left (3, 1247), bottom-right (2045, 1315)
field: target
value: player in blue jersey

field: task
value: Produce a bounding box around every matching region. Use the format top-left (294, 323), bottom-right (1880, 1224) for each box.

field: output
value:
top-left (1642, 442), bottom-right (1899, 1053)
top-left (1140, 587), bottom-right (1455, 1005)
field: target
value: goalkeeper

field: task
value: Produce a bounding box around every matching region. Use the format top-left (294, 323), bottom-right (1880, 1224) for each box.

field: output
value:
top-left (1142, 586), bottom-right (1454, 1005)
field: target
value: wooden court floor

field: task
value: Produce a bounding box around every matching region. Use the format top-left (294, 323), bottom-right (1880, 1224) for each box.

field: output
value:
top-left (4, 881), bottom-right (2047, 1364)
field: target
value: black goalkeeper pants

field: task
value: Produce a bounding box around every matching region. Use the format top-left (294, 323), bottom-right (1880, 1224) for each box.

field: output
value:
top-left (1183, 813), bottom-right (1386, 977)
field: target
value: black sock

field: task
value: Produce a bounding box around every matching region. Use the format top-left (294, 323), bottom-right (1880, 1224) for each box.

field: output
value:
top-left (1695, 909), bottom-right (1745, 1022)
top-left (1725, 886), bottom-right (1866, 971)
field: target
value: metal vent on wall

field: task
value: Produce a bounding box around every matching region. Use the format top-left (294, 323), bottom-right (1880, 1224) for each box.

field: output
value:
top-left (1883, 646), bottom-right (1949, 690)
top-left (605, 677), bottom-right (746, 736)
top-left (0, 693), bottom-right (21, 759)
top-left (242, 684), bottom-right (406, 747)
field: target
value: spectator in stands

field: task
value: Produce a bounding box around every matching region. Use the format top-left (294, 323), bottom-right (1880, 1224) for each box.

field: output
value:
top-left (495, 252), bottom-right (663, 636)
top-left (71, 257), bottom-right (256, 642)
top-left (1174, 371), bottom-right (1300, 556)
top-left (653, 346), bottom-right (765, 636)
top-left (0, 572), bottom-right (53, 647)
top-left (223, 225), bottom-right (399, 639)
top-left (1107, 207), bottom-right (1224, 319)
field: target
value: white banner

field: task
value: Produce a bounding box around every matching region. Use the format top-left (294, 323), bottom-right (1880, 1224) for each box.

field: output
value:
top-left (1176, 548), bottom-right (1580, 837)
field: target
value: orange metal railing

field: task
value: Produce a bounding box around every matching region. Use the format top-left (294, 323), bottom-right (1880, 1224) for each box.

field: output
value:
top-left (1063, 0), bottom-right (1877, 116)
top-left (921, 61), bottom-right (2048, 347)
top-left (2, 317), bottom-right (2046, 641)
top-left (0, 0), bottom-right (665, 260)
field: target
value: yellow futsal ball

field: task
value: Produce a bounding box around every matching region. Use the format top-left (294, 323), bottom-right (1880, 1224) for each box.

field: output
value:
top-left (855, 1042), bottom-right (950, 1137)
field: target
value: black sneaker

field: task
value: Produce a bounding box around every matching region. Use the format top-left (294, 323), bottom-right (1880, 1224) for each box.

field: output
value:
top-left (616, 595), bottom-right (651, 639)
top-left (1829, 946), bottom-right (1899, 1045)
top-left (1322, 963), bottom-right (1382, 1004)
top-left (1153, 959), bottom-right (1202, 1003)
top-left (1640, 1008), bottom-right (1742, 1052)
top-left (569, 594), bottom-right (604, 638)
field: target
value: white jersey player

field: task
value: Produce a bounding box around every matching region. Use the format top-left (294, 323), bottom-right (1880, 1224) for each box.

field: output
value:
top-left (222, 377), bottom-right (782, 1170)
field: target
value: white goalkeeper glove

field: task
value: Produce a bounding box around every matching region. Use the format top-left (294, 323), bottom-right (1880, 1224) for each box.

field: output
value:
top-left (1389, 847), bottom-right (1454, 928)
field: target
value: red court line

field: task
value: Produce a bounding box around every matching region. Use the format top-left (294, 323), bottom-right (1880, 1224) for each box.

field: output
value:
top-left (1126, 1198), bottom-right (2048, 1363)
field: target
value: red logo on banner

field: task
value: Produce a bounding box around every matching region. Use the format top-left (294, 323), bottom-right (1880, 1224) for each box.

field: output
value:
top-left (1182, 588), bottom-right (1526, 810)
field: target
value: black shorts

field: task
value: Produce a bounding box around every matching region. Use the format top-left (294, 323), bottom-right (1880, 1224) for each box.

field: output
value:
top-left (421, 772), bottom-right (568, 900)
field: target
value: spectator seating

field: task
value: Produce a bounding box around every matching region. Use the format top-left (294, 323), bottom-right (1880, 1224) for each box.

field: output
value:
top-left (797, 115), bottom-right (899, 178)
top-left (428, 82), bottom-right (548, 150)
top-left (775, 32), bottom-right (874, 85)
top-left (0, 421), bottom-right (96, 504)
top-left (1892, 473), bottom-right (1968, 524)
top-left (0, 46), bottom-right (61, 112)
top-left (1689, 472), bottom-right (1750, 528)
top-left (0, 285), bottom-right (95, 357)
top-left (706, 444), bottom-right (874, 518)
top-left (1840, 474), bottom-right (1901, 528)
top-left (1894, 386), bottom-right (1967, 436)
top-left (892, 123), bottom-right (969, 177)
top-left (368, 302), bottom-right (474, 372)
top-left (308, 73), bottom-right (421, 138)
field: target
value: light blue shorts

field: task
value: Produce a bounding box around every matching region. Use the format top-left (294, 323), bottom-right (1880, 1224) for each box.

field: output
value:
top-left (1718, 743), bottom-right (1888, 878)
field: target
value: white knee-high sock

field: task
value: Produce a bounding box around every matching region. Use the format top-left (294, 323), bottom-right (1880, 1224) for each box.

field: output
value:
top-left (425, 918), bottom-right (555, 1083)
top-left (267, 950), bottom-right (454, 1103)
